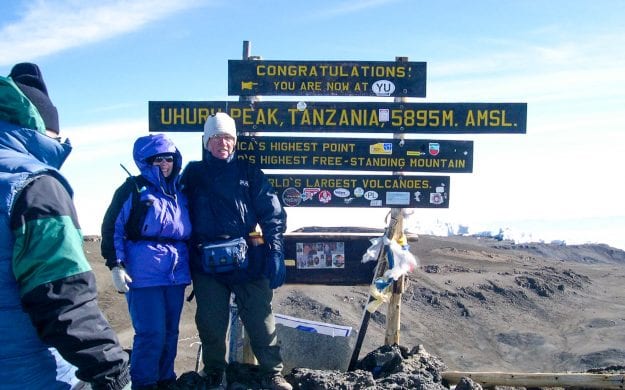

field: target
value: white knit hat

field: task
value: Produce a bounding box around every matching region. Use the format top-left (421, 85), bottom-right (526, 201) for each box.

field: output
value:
top-left (203, 112), bottom-right (237, 146)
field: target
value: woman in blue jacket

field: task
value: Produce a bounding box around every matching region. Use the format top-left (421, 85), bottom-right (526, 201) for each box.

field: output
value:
top-left (101, 133), bottom-right (192, 390)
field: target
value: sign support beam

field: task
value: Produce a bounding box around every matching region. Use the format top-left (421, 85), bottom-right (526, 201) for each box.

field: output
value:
top-left (348, 208), bottom-right (401, 371)
top-left (385, 56), bottom-right (408, 347)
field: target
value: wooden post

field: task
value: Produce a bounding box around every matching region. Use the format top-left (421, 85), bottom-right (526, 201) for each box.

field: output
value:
top-left (348, 208), bottom-right (400, 370)
top-left (442, 371), bottom-right (625, 389)
top-left (242, 40), bottom-right (251, 60)
top-left (384, 214), bottom-right (405, 345)
top-left (384, 56), bottom-right (409, 346)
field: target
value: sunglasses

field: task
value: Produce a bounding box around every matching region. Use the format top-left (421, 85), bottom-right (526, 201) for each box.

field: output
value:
top-left (153, 156), bottom-right (174, 163)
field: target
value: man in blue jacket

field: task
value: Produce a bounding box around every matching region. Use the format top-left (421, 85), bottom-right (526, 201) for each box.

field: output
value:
top-left (0, 63), bottom-right (130, 389)
top-left (181, 112), bottom-right (291, 390)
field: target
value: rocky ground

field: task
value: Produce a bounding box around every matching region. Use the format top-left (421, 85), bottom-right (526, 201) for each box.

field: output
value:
top-left (84, 232), bottom-right (625, 389)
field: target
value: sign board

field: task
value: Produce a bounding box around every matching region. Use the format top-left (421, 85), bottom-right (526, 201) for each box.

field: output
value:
top-left (284, 231), bottom-right (379, 285)
top-left (266, 173), bottom-right (450, 208)
top-left (237, 136), bottom-right (473, 173)
top-left (149, 101), bottom-right (527, 134)
top-left (228, 60), bottom-right (426, 97)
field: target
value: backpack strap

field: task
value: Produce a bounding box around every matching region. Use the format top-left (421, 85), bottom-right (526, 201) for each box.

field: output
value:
top-left (124, 174), bottom-right (150, 241)
top-left (100, 172), bottom-right (147, 266)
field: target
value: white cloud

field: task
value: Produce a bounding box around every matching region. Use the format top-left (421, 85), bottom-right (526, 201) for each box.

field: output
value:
top-left (0, 0), bottom-right (206, 66)
top-left (311, 0), bottom-right (401, 19)
top-left (429, 31), bottom-right (625, 104)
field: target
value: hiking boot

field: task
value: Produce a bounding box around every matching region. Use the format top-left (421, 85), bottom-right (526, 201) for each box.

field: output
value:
top-left (156, 379), bottom-right (179, 390)
top-left (200, 369), bottom-right (225, 390)
top-left (260, 374), bottom-right (292, 390)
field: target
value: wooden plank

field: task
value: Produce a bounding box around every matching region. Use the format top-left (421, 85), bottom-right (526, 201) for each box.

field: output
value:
top-left (442, 371), bottom-right (625, 389)
top-left (384, 275), bottom-right (404, 345)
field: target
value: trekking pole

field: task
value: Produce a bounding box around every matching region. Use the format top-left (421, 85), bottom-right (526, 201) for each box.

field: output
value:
top-left (190, 342), bottom-right (202, 372)
top-left (348, 208), bottom-right (400, 371)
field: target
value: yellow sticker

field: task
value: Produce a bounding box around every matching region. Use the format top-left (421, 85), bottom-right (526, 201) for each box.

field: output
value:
top-left (369, 143), bottom-right (392, 155)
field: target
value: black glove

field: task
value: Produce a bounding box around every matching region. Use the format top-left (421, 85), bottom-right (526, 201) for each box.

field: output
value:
top-left (265, 250), bottom-right (286, 289)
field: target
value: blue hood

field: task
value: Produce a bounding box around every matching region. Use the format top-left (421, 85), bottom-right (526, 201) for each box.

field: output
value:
top-left (133, 133), bottom-right (182, 190)
top-left (0, 120), bottom-right (72, 170)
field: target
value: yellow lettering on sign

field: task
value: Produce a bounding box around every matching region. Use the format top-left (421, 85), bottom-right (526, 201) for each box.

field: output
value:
top-left (362, 178), bottom-right (429, 189)
top-left (359, 65), bottom-right (402, 78)
top-left (322, 143), bottom-right (354, 153)
top-left (305, 178), bottom-right (356, 188)
top-left (255, 64), bottom-right (409, 79)
top-left (409, 159), bottom-right (443, 168)
top-left (353, 82), bottom-right (369, 92)
top-left (237, 140), bottom-right (255, 151)
top-left (230, 108), bottom-right (279, 126)
top-left (338, 110), bottom-right (350, 126)
top-left (269, 142), bottom-right (318, 152)
top-left (318, 65), bottom-right (350, 77)
top-left (273, 81), bottom-right (295, 91)
top-left (256, 109), bottom-right (268, 125)
top-left (269, 177), bottom-right (302, 189)
top-left (326, 81), bottom-right (350, 92)
top-left (259, 155), bottom-right (308, 165)
top-left (465, 110), bottom-right (513, 127)
top-left (238, 154), bottom-right (255, 164)
top-left (311, 156), bottom-right (343, 166)
top-left (390, 109), bottom-right (454, 127)
top-left (448, 159), bottom-right (465, 168)
top-left (160, 107), bottom-right (214, 125)
top-left (364, 157), bottom-right (405, 168)
top-left (349, 157), bottom-right (364, 166)
top-left (288, 108), bottom-right (381, 128)
top-left (300, 81), bottom-right (321, 91)
top-left (288, 108), bottom-right (380, 127)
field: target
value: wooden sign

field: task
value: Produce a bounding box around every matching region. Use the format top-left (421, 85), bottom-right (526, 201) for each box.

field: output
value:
top-left (237, 136), bottom-right (473, 173)
top-left (228, 60), bottom-right (426, 97)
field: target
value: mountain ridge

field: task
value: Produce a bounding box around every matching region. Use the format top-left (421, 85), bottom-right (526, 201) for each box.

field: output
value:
top-left (84, 232), bottom-right (625, 376)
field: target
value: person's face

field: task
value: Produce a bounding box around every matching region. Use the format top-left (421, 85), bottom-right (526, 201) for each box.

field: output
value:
top-left (207, 134), bottom-right (236, 160)
top-left (152, 155), bottom-right (174, 177)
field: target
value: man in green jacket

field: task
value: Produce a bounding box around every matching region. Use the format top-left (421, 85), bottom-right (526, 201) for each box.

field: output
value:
top-left (0, 62), bottom-right (131, 389)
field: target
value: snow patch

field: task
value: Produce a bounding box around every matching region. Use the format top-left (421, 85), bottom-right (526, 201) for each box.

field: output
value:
top-left (404, 218), bottom-right (563, 246)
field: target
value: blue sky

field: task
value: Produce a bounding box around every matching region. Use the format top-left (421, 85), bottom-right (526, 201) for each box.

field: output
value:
top-left (1, 0), bottom-right (624, 249)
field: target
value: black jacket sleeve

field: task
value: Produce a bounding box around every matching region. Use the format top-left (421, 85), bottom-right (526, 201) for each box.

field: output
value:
top-left (12, 175), bottom-right (130, 390)
top-left (247, 163), bottom-right (287, 253)
top-left (101, 178), bottom-right (135, 268)
top-left (22, 273), bottom-right (131, 390)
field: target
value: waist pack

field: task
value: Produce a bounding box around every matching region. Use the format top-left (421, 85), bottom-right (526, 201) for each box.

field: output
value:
top-left (200, 237), bottom-right (248, 274)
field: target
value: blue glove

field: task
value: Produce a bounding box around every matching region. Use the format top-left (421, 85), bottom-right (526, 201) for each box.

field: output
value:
top-left (266, 250), bottom-right (286, 289)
